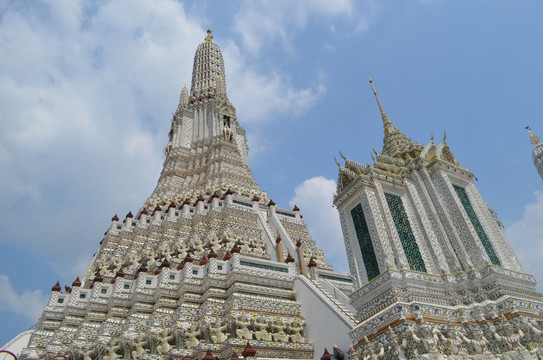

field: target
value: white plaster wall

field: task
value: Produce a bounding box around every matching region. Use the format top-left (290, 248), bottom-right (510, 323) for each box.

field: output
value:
top-left (294, 278), bottom-right (352, 360)
top-left (1, 330), bottom-right (33, 355)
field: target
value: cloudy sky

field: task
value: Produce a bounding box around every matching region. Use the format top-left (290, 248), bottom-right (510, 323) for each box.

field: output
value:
top-left (1, 0), bottom-right (542, 347)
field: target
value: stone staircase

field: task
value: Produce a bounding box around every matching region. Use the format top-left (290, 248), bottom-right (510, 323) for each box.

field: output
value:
top-left (296, 275), bottom-right (356, 328)
top-left (313, 279), bottom-right (356, 324)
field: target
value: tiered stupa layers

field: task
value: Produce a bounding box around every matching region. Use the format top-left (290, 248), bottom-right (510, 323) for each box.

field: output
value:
top-left (20, 31), bottom-right (356, 360)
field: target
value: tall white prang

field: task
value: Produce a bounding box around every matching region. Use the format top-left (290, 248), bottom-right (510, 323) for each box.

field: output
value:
top-left (11, 30), bottom-right (357, 360)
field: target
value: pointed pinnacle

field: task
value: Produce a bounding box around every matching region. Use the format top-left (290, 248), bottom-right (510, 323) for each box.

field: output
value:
top-left (369, 77), bottom-right (395, 133)
top-left (526, 125), bottom-right (541, 145)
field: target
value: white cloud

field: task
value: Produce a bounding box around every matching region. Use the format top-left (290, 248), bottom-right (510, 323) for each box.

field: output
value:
top-left (221, 39), bottom-right (326, 160)
top-left (505, 191), bottom-right (543, 292)
top-left (222, 41), bottom-right (326, 124)
top-left (289, 176), bottom-right (349, 273)
top-left (0, 275), bottom-right (48, 322)
top-left (232, 0), bottom-right (380, 55)
top-left (233, 0), bottom-right (353, 55)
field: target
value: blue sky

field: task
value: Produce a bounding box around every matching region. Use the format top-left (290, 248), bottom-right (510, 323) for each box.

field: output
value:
top-left (1, 0), bottom-right (542, 347)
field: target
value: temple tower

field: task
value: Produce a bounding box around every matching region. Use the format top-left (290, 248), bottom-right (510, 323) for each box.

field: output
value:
top-left (147, 29), bottom-right (264, 207)
top-left (16, 31), bottom-right (357, 360)
top-left (335, 80), bottom-right (543, 360)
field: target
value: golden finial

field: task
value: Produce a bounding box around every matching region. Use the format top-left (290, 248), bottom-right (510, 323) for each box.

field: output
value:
top-left (369, 77), bottom-right (376, 95)
top-left (183, 84), bottom-right (187, 89)
top-left (338, 150), bottom-right (347, 161)
top-left (334, 156), bottom-right (341, 167)
top-left (204, 29), bottom-right (213, 42)
top-left (526, 125), bottom-right (540, 145)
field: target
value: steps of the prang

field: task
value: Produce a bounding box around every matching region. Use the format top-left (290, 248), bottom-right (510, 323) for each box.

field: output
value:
top-left (27, 191), bottom-right (342, 359)
top-left (32, 253), bottom-right (314, 358)
top-left (82, 192), bottom-right (330, 285)
top-left (312, 280), bottom-right (356, 322)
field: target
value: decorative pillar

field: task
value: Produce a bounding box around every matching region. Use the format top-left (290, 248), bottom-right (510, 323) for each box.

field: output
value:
top-left (276, 235), bottom-right (284, 263)
top-left (296, 240), bottom-right (308, 276)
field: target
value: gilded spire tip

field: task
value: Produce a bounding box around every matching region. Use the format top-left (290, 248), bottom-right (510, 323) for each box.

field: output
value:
top-left (526, 125), bottom-right (540, 145)
top-left (205, 29), bottom-right (213, 42)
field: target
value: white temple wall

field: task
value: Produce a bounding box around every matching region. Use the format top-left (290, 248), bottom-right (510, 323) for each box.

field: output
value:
top-left (401, 179), bottom-right (437, 274)
top-left (373, 181), bottom-right (411, 270)
top-left (339, 193), bottom-right (368, 285)
top-left (441, 171), bottom-right (496, 268)
top-left (408, 171), bottom-right (457, 273)
top-left (338, 209), bottom-right (360, 287)
top-left (361, 187), bottom-right (396, 274)
top-left (424, 168), bottom-right (474, 271)
top-left (294, 277), bottom-right (352, 360)
top-left (431, 170), bottom-right (482, 269)
top-left (465, 181), bottom-right (524, 272)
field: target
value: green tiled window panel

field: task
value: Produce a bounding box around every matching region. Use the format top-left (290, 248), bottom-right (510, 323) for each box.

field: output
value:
top-left (385, 194), bottom-right (427, 273)
top-left (319, 274), bottom-right (353, 283)
top-left (240, 260), bottom-right (288, 273)
top-left (453, 185), bottom-right (501, 266)
top-left (350, 204), bottom-right (380, 280)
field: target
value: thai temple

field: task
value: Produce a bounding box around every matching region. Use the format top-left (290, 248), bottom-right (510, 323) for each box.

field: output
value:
top-left (3, 30), bottom-right (543, 360)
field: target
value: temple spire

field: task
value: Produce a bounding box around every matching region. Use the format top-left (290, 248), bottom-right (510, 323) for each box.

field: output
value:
top-left (204, 29), bottom-right (213, 42)
top-left (368, 78), bottom-right (423, 159)
top-left (526, 125), bottom-right (540, 145)
top-left (369, 78), bottom-right (396, 135)
top-left (190, 30), bottom-right (227, 96)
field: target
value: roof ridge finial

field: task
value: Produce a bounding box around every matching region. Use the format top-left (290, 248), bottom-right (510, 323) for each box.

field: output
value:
top-left (526, 125), bottom-right (540, 145)
top-left (369, 78), bottom-right (396, 135)
top-left (205, 29), bottom-right (213, 42)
